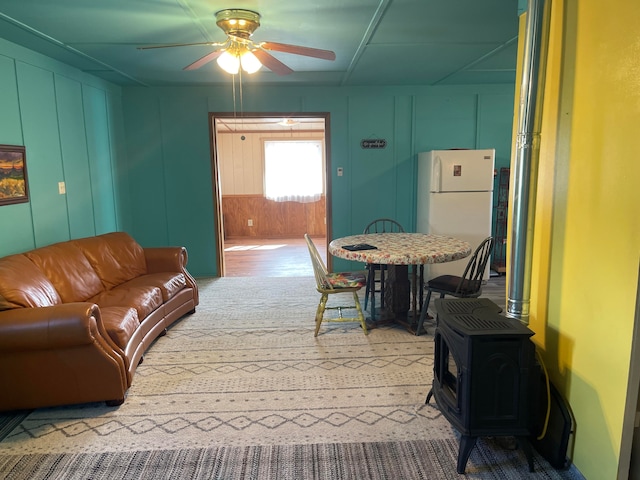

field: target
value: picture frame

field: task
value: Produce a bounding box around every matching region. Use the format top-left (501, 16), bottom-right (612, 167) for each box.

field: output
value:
top-left (0, 144), bottom-right (29, 206)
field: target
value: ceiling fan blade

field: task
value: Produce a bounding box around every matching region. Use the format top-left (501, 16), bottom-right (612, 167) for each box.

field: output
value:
top-left (183, 50), bottom-right (224, 71)
top-left (260, 42), bottom-right (336, 61)
top-left (252, 49), bottom-right (294, 75)
top-left (138, 41), bottom-right (223, 50)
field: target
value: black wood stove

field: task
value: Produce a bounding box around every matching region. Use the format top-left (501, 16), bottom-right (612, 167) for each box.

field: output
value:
top-left (426, 297), bottom-right (539, 473)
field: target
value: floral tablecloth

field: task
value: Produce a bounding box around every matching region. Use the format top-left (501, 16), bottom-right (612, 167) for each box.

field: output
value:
top-left (328, 233), bottom-right (471, 265)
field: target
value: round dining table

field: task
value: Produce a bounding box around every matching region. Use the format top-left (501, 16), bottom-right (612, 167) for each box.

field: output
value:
top-left (328, 232), bottom-right (472, 332)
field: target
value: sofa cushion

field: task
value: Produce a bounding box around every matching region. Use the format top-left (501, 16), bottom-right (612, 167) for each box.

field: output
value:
top-left (0, 254), bottom-right (62, 310)
top-left (24, 243), bottom-right (104, 303)
top-left (89, 285), bottom-right (163, 320)
top-left (100, 306), bottom-right (140, 350)
top-left (122, 273), bottom-right (186, 302)
top-left (73, 232), bottom-right (147, 290)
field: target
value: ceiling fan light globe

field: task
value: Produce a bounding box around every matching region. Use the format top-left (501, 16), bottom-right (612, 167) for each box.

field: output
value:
top-left (217, 51), bottom-right (240, 74)
top-left (241, 51), bottom-right (262, 74)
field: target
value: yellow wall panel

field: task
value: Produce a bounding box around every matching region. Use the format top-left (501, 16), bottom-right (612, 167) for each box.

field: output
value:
top-left (525, 0), bottom-right (640, 477)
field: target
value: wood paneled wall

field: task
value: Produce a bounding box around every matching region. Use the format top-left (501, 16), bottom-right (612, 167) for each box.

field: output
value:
top-left (222, 194), bottom-right (326, 238)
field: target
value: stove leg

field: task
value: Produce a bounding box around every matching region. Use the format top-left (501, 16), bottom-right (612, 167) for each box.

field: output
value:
top-left (517, 436), bottom-right (535, 472)
top-left (457, 435), bottom-right (477, 474)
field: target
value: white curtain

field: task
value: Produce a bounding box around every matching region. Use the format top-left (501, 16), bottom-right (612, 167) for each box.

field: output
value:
top-left (264, 140), bottom-right (323, 203)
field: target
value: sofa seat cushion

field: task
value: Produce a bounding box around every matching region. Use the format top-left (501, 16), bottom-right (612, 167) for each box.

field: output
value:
top-left (122, 273), bottom-right (186, 302)
top-left (0, 255), bottom-right (62, 310)
top-left (25, 242), bottom-right (104, 303)
top-left (74, 232), bottom-right (147, 290)
top-left (100, 306), bottom-right (140, 350)
top-left (90, 285), bottom-right (163, 320)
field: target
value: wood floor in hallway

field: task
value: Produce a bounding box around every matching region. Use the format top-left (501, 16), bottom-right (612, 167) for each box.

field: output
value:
top-left (223, 236), bottom-right (327, 278)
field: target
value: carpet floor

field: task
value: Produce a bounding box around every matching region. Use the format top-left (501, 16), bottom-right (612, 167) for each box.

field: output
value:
top-left (0, 277), bottom-right (583, 479)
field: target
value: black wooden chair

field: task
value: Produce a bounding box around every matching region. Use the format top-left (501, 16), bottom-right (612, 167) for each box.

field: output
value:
top-left (362, 218), bottom-right (405, 320)
top-left (415, 236), bottom-right (494, 335)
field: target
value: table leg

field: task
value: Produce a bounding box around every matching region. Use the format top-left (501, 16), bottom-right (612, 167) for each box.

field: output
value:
top-left (378, 265), bottom-right (427, 333)
top-left (384, 265), bottom-right (410, 321)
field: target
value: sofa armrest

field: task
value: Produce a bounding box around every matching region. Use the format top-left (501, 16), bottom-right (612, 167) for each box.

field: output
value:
top-left (0, 303), bottom-right (129, 411)
top-left (144, 247), bottom-right (187, 273)
top-left (0, 303), bottom-right (108, 351)
top-left (144, 247), bottom-right (198, 305)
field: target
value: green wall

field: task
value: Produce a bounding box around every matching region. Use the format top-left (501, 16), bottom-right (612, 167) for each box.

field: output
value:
top-left (120, 84), bottom-right (515, 277)
top-left (0, 36), bottom-right (515, 280)
top-left (0, 38), bottom-right (124, 255)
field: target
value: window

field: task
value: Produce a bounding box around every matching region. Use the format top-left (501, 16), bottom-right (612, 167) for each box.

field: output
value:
top-left (264, 140), bottom-right (324, 203)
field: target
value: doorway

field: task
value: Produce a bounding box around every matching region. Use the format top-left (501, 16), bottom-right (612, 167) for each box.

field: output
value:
top-left (210, 113), bottom-right (331, 277)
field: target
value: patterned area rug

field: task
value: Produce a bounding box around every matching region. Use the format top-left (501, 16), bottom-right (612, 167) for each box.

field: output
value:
top-left (0, 277), bottom-right (582, 479)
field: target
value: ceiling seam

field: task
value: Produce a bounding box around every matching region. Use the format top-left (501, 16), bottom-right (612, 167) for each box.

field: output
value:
top-left (340, 0), bottom-right (393, 86)
top-left (433, 35), bottom-right (518, 85)
top-left (176, 0), bottom-right (215, 42)
top-left (0, 12), bottom-right (149, 87)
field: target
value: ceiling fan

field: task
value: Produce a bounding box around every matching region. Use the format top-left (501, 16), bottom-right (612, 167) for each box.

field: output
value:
top-left (137, 9), bottom-right (336, 76)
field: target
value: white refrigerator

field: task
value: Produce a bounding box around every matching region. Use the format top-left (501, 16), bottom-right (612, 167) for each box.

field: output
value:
top-left (416, 149), bottom-right (495, 280)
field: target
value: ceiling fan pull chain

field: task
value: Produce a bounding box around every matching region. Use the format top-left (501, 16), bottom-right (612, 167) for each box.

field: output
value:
top-left (239, 68), bottom-right (244, 133)
top-left (232, 74), bottom-right (237, 128)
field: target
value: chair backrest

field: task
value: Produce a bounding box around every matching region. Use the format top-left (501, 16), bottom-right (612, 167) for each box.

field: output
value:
top-left (456, 236), bottom-right (494, 294)
top-left (304, 234), bottom-right (332, 290)
top-left (363, 218), bottom-right (405, 234)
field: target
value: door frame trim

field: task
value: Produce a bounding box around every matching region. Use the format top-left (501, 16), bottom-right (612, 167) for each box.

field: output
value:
top-left (209, 112), bottom-right (332, 275)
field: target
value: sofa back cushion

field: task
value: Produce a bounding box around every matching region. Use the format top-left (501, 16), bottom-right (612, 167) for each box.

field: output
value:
top-left (25, 242), bottom-right (104, 303)
top-left (73, 232), bottom-right (147, 290)
top-left (0, 254), bottom-right (62, 310)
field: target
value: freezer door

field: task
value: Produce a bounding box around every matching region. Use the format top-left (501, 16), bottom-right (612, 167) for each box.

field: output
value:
top-left (426, 191), bottom-right (493, 281)
top-left (430, 149), bottom-right (495, 193)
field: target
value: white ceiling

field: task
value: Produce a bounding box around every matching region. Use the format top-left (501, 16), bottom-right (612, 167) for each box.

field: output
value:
top-left (0, 0), bottom-right (521, 88)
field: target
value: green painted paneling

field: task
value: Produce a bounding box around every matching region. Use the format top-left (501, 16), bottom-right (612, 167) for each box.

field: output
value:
top-left (0, 203), bottom-right (36, 255)
top-left (349, 95), bottom-right (397, 232)
top-left (226, 84), bottom-right (305, 113)
top-left (119, 85), bottom-right (515, 277)
top-left (1, 39), bottom-right (124, 258)
top-left (0, 55), bottom-right (36, 254)
top-left (0, 56), bottom-right (22, 143)
top-left (106, 92), bottom-right (130, 232)
top-left (309, 94), bottom-right (350, 241)
top-left (478, 93), bottom-right (515, 172)
top-left (415, 94), bottom-right (478, 151)
top-left (478, 93), bottom-right (515, 238)
top-left (83, 85), bottom-right (117, 234)
top-left (122, 91), bottom-right (169, 246)
top-left (16, 62), bottom-right (69, 247)
top-left (393, 95), bottom-right (416, 231)
top-left (160, 94), bottom-right (216, 276)
top-left (55, 74), bottom-right (96, 239)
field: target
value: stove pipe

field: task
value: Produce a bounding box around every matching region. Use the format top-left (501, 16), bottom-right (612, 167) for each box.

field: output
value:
top-left (507, 0), bottom-right (550, 322)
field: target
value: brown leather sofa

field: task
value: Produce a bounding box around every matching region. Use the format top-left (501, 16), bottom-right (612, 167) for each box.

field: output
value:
top-left (0, 231), bottom-right (199, 411)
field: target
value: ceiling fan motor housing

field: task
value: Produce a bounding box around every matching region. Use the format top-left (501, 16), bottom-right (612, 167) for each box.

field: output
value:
top-left (215, 9), bottom-right (261, 39)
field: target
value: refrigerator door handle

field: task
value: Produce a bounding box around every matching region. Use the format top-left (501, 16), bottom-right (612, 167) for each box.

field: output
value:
top-left (432, 156), bottom-right (442, 192)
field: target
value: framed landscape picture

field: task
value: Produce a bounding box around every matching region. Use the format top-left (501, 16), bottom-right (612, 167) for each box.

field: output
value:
top-left (0, 145), bottom-right (29, 206)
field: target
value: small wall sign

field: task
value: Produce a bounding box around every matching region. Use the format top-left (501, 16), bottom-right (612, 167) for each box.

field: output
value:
top-left (360, 139), bottom-right (387, 149)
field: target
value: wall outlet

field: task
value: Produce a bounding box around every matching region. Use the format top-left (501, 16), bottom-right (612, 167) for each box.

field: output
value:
top-left (58, 181), bottom-right (66, 194)
top-left (248, 219), bottom-right (253, 227)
